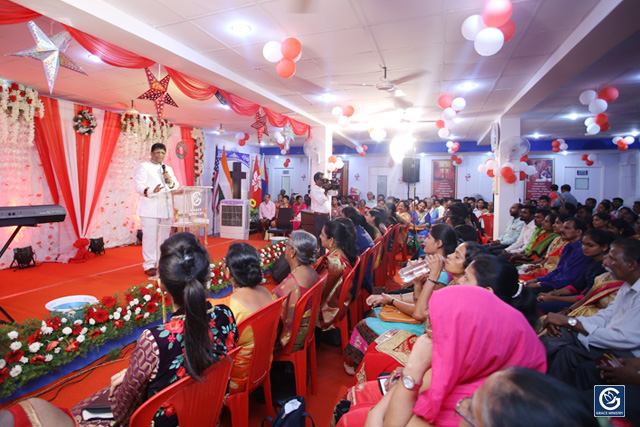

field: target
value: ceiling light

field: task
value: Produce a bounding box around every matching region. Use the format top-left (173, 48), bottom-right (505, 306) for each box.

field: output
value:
top-left (230, 22), bottom-right (252, 36)
top-left (220, 104), bottom-right (231, 110)
top-left (458, 82), bottom-right (477, 91)
top-left (275, 155), bottom-right (280, 159)
top-left (319, 93), bottom-right (336, 102)
top-left (394, 89), bottom-right (405, 97)
top-left (533, 132), bottom-right (541, 139)
top-left (632, 131), bottom-right (638, 137)
top-left (486, 152), bottom-right (492, 156)
top-left (567, 113), bottom-right (579, 120)
top-left (562, 151), bottom-right (568, 156)
top-left (87, 54), bottom-right (102, 63)
top-left (420, 153), bottom-right (426, 157)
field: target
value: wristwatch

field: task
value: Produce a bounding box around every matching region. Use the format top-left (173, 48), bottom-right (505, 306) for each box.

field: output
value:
top-left (567, 317), bottom-right (577, 328)
top-left (401, 371), bottom-right (422, 390)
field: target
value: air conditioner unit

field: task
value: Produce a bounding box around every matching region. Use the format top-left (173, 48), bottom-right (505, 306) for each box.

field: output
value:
top-left (219, 200), bottom-right (250, 240)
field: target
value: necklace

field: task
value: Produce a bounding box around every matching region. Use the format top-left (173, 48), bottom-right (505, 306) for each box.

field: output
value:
top-left (291, 264), bottom-right (304, 275)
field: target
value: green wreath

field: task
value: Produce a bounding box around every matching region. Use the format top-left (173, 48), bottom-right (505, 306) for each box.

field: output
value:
top-left (175, 141), bottom-right (187, 159)
top-left (73, 110), bottom-right (98, 135)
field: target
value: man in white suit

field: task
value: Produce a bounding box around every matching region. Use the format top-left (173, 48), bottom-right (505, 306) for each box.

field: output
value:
top-left (135, 143), bottom-right (179, 276)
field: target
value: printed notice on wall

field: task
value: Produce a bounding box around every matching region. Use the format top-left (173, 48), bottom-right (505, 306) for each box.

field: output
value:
top-left (432, 159), bottom-right (456, 198)
top-left (525, 158), bottom-right (554, 200)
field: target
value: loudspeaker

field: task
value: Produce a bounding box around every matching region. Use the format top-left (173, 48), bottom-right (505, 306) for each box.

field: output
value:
top-left (402, 158), bottom-right (420, 183)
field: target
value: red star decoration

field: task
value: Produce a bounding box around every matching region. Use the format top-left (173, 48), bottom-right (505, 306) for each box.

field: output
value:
top-left (251, 112), bottom-right (269, 142)
top-left (137, 68), bottom-right (178, 119)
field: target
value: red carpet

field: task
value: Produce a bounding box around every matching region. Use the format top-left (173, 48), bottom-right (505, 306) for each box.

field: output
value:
top-left (0, 234), bottom-right (352, 425)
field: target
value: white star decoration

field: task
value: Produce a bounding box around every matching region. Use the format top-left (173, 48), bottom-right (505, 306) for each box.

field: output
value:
top-left (6, 21), bottom-right (87, 94)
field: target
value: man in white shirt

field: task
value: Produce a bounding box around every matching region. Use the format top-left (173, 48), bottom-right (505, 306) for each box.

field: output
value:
top-left (310, 172), bottom-right (330, 214)
top-left (504, 205), bottom-right (537, 254)
top-left (258, 193), bottom-right (276, 236)
top-left (365, 191), bottom-right (377, 208)
top-left (541, 238), bottom-right (640, 389)
top-left (135, 143), bottom-right (179, 276)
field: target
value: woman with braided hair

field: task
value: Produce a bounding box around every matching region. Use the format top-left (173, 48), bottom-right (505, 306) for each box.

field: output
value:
top-left (71, 233), bottom-right (238, 427)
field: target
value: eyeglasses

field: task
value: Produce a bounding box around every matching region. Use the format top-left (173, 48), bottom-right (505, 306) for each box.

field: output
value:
top-left (455, 397), bottom-right (476, 427)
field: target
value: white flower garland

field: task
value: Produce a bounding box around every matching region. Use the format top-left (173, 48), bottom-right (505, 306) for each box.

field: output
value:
top-left (0, 80), bottom-right (44, 147)
top-left (121, 112), bottom-right (173, 145)
top-left (192, 127), bottom-right (205, 184)
top-left (72, 109), bottom-right (97, 135)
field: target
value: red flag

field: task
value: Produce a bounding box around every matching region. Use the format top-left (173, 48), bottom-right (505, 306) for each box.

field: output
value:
top-left (250, 155), bottom-right (262, 205)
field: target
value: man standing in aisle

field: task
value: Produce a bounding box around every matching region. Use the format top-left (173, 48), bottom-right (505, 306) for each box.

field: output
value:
top-left (310, 172), bottom-right (331, 238)
top-left (135, 143), bottom-right (179, 276)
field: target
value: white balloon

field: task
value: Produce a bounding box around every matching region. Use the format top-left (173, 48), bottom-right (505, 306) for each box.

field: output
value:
top-left (446, 141), bottom-right (454, 148)
top-left (338, 115), bottom-right (350, 128)
top-left (327, 162), bottom-right (336, 172)
top-left (474, 27), bottom-right (504, 56)
top-left (526, 165), bottom-right (536, 175)
top-left (584, 117), bottom-right (594, 127)
top-left (235, 132), bottom-right (244, 140)
top-left (519, 161), bottom-right (528, 171)
top-left (612, 136), bottom-right (623, 144)
top-left (281, 149), bottom-right (287, 155)
top-left (451, 97), bottom-right (466, 111)
top-left (371, 128), bottom-right (387, 141)
top-left (503, 161), bottom-right (514, 170)
top-left (486, 159), bottom-right (498, 170)
top-left (448, 148), bottom-right (454, 154)
top-left (444, 120), bottom-right (456, 130)
top-left (586, 123), bottom-right (601, 135)
top-left (588, 99), bottom-right (608, 115)
top-left (274, 131), bottom-right (282, 139)
top-left (263, 41), bottom-right (283, 63)
top-left (579, 90), bottom-right (597, 106)
top-left (335, 158), bottom-right (344, 169)
top-left (332, 106), bottom-right (343, 118)
top-left (624, 136), bottom-right (635, 145)
top-left (587, 154), bottom-right (597, 161)
top-left (559, 143), bottom-right (568, 151)
top-left (557, 138), bottom-right (565, 144)
top-left (443, 108), bottom-right (457, 120)
top-left (356, 145), bottom-right (364, 153)
top-left (461, 15), bottom-right (487, 41)
top-left (438, 128), bottom-right (450, 138)
top-left (277, 135), bottom-right (285, 144)
top-left (478, 164), bottom-right (487, 173)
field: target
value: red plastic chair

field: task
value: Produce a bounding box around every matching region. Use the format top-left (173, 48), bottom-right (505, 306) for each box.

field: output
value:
top-left (479, 214), bottom-right (494, 239)
top-left (349, 245), bottom-right (374, 327)
top-left (274, 274), bottom-right (327, 400)
top-left (130, 346), bottom-right (241, 427)
top-left (225, 297), bottom-right (286, 427)
top-left (332, 256), bottom-right (359, 351)
top-left (376, 225), bottom-right (396, 289)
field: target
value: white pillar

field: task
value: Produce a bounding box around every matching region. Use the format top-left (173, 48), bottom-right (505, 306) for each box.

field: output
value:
top-left (311, 126), bottom-right (333, 180)
top-left (494, 117), bottom-right (522, 236)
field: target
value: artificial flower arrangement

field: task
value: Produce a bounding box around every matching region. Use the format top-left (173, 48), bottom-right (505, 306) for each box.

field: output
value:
top-left (72, 109), bottom-right (98, 135)
top-left (0, 80), bottom-right (45, 146)
top-left (0, 239), bottom-right (287, 398)
top-left (121, 112), bottom-right (173, 145)
top-left (191, 128), bottom-right (205, 183)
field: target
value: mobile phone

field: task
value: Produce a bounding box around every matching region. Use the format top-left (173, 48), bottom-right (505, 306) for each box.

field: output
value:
top-left (596, 352), bottom-right (623, 368)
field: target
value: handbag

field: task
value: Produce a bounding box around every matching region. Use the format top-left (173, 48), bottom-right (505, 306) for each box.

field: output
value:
top-left (262, 396), bottom-right (315, 427)
top-left (378, 305), bottom-right (420, 324)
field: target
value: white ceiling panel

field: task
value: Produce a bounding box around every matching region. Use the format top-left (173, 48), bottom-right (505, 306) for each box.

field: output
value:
top-left (370, 16), bottom-right (446, 51)
top-left (357, 0), bottom-right (443, 24)
top-left (100, 0), bottom-right (184, 27)
top-left (263, 0), bottom-right (361, 35)
top-left (157, 0), bottom-right (256, 20)
top-left (156, 22), bottom-right (227, 52)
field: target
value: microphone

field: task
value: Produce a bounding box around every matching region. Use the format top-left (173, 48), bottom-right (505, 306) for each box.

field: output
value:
top-left (161, 164), bottom-right (169, 184)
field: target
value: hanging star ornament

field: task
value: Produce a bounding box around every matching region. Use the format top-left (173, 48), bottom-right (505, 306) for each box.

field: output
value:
top-left (6, 21), bottom-right (87, 94)
top-left (282, 122), bottom-right (295, 144)
top-left (251, 112), bottom-right (269, 142)
top-left (137, 68), bottom-right (178, 119)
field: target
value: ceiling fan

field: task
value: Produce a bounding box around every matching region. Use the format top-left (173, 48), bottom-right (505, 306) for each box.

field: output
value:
top-left (212, 124), bottom-right (226, 135)
top-left (346, 66), bottom-right (426, 92)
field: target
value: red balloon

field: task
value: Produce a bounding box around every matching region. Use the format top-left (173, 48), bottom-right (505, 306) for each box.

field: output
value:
top-left (451, 155), bottom-right (457, 161)
top-left (239, 140), bottom-right (246, 146)
top-left (551, 140), bottom-right (560, 147)
top-left (505, 174), bottom-right (517, 184)
top-left (500, 166), bottom-right (514, 177)
top-left (452, 142), bottom-right (460, 149)
top-left (244, 133), bottom-right (250, 140)
top-left (343, 105), bottom-right (355, 117)
top-left (586, 160), bottom-right (594, 166)
top-left (438, 95), bottom-right (452, 109)
top-left (487, 169), bottom-right (495, 178)
top-left (520, 155), bottom-right (528, 162)
top-left (581, 154), bottom-right (589, 161)
top-left (519, 171), bottom-right (527, 181)
top-left (483, 0), bottom-right (513, 28)
top-left (498, 18), bottom-right (516, 42)
top-left (552, 147), bottom-right (560, 152)
top-left (452, 146), bottom-right (459, 152)
top-left (276, 58), bottom-right (296, 78)
top-left (598, 87), bottom-right (619, 103)
top-left (594, 113), bottom-right (608, 126)
top-left (436, 120), bottom-right (445, 129)
top-left (281, 38), bottom-right (302, 60)
top-left (600, 122), bottom-right (610, 132)
top-left (455, 158), bottom-right (462, 165)
top-left (328, 155), bottom-right (338, 163)
top-left (618, 141), bottom-right (628, 151)
top-left (362, 145), bottom-right (368, 150)
top-left (360, 152), bottom-right (366, 157)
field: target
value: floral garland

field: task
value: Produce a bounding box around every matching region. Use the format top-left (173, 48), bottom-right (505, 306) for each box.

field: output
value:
top-left (121, 113), bottom-right (173, 145)
top-left (72, 110), bottom-right (98, 136)
top-left (191, 128), bottom-right (205, 184)
top-left (0, 80), bottom-right (45, 147)
top-left (0, 239), bottom-right (286, 398)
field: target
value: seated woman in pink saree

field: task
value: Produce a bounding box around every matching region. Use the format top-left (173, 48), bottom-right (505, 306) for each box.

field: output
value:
top-left (336, 286), bottom-right (546, 427)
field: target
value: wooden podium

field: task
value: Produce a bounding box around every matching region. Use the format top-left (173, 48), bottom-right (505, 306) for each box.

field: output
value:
top-left (300, 209), bottom-right (329, 238)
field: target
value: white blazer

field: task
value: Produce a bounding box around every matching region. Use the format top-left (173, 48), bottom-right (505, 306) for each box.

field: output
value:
top-left (134, 161), bottom-right (180, 218)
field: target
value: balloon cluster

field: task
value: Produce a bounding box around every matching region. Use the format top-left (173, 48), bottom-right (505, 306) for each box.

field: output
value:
top-left (551, 138), bottom-right (568, 153)
top-left (436, 95), bottom-right (466, 138)
top-left (263, 38), bottom-right (302, 78)
top-left (462, 0), bottom-right (515, 56)
top-left (579, 87), bottom-right (618, 135)
top-left (450, 154), bottom-right (462, 165)
top-left (284, 158), bottom-right (291, 168)
top-left (235, 132), bottom-right (250, 146)
top-left (613, 136), bottom-right (635, 151)
top-left (355, 144), bottom-right (369, 157)
top-left (580, 153), bottom-right (597, 166)
top-left (445, 140), bottom-right (460, 154)
top-left (477, 155), bottom-right (534, 184)
top-left (332, 105), bottom-right (355, 128)
top-left (327, 155), bottom-right (344, 172)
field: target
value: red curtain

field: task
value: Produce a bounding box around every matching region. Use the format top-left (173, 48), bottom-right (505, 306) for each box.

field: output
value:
top-left (165, 67), bottom-right (219, 101)
top-left (61, 24), bottom-right (155, 68)
top-left (264, 107), bottom-right (311, 137)
top-left (86, 111), bottom-right (121, 231)
top-left (34, 97), bottom-right (81, 238)
top-left (0, 0), bottom-right (40, 24)
top-left (74, 104), bottom-right (92, 225)
top-left (180, 127), bottom-right (195, 186)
